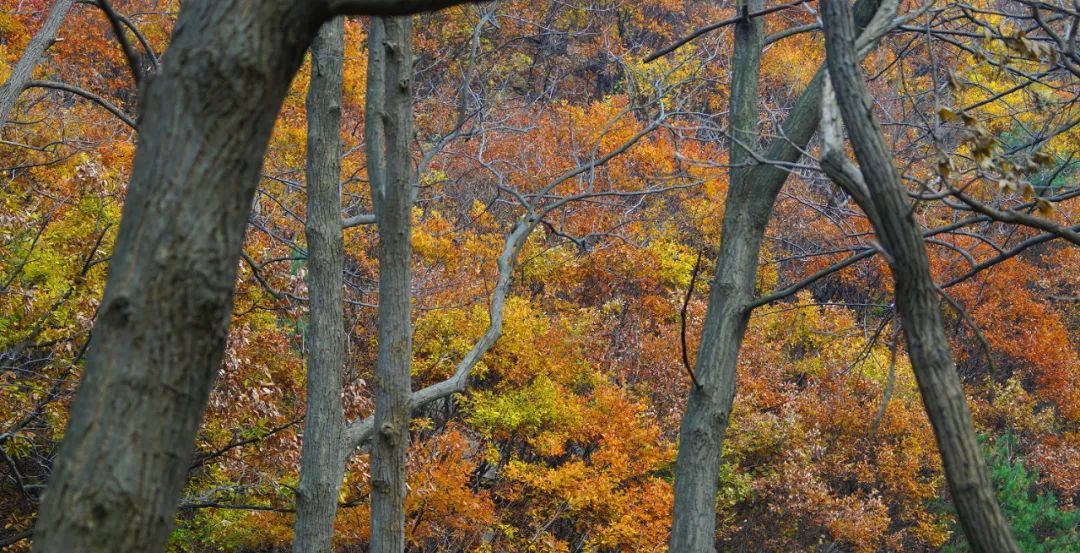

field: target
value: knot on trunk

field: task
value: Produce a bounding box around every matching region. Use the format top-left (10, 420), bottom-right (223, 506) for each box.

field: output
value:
top-left (102, 296), bottom-right (132, 328)
top-left (378, 422), bottom-right (398, 445)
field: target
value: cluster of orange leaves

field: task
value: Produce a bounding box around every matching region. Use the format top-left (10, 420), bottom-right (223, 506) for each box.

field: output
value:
top-left (0, 1), bottom-right (1077, 552)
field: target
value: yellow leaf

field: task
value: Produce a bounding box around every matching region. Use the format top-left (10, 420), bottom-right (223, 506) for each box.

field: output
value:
top-left (1036, 199), bottom-right (1055, 217)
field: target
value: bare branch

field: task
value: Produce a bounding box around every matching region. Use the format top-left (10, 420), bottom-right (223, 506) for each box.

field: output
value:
top-left (680, 251), bottom-right (704, 389)
top-left (645, 0), bottom-right (811, 62)
top-left (342, 213), bottom-right (377, 227)
top-left (25, 80), bottom-right (136, 129)
top-left (327, 0), bottom-right (494, 17)
top-left (343, 217), bottom-right (536, 449)
top-left (0, 0), bottom-right (77, 128)
top-left (950, 190), bottom-right (1080, 246)
top-left (92, 0), bottom-right (146, 85)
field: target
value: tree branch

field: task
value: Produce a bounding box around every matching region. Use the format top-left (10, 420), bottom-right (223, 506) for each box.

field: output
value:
top-left (680, 251), bottom-right (704, 389)
top-left (326, 0), bottom-right (494, 16)
top-left (25, 80), bottom-right (136, 129)
top-left (0, 0), bottom-right (77, 128)
top-left (93, 0), bottom-right (145, 85)
top-left (343, 217), bottom-right (536, 449)
top-left (645, 0), bottom-right (811, 62)
top-left (342, 213), bottom-right (377, 227)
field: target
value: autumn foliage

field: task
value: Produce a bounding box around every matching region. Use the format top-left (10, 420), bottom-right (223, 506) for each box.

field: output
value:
top-left (1, 0), bottom-right (1077, 551)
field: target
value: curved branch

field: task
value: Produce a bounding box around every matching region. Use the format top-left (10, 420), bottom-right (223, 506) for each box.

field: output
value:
top-left (343, 218), bottom-right (537, 449)
top-left (935, 284), bottom-right (998, 392)
top-left (951, 190), bottom-right (1080, 246)
top-left (77, 0), bottom-right (160, 71)
top-left (26, 80), bottom-right (136, 129)
top-left (680, 251), bottom-right (704, 389)
top-left (93, 0), bottom-right (145, 84)
top-left (943, 224), bottom-right (1080, 288)
top-left (645, 0), bottom-right (811, 62)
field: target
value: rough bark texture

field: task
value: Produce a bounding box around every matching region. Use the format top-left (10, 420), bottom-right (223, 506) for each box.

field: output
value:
top-left (366, 16), bottom-right (415, 553)
top-left (28, 1), bottom-right (479, 551)
top-left (820, 1), bottom-right (1020, 551)
top-left (30, 3), bottom-right (319, 553)
top-left (293, 17), bottom-right (348, 553)
top-left (668, 1), bottom-right (764, 548)
top-left (668, 0), bottom-right (881, 550)
top-left (0, 0), bottom-right (76, 128)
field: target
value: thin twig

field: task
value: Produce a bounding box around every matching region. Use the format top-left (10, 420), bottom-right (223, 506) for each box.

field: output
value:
top-left (94, 0), bottom-right (144, 85)
top-left (868, 325), bottom-right (899, 438)
top-left (935, 284), bottom-right (997, 398)
top-left (645, 0), bottom-right (812, 62)
top-left (680, 251), bottom-right (704, 389)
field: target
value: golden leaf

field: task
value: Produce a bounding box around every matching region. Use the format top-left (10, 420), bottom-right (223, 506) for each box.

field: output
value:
top-left (1032, 150), bottom-right (1054, 167)
top-left (937, 156), bottom-right (953, 178)
top-left (1022, 183), bottom-right (1035, 200)
top-left (1036, 199), bottom-right (1054, 217)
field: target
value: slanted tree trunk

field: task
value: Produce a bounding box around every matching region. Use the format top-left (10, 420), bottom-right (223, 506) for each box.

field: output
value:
top-left (293, 17), bottom-right (348, 553)
top-left (668, 0), bottom-right (883, 550)
top-left (0, 0), bottom-right (76, 128)
top-left (820, 1), bottom-right (1020, 551)
top-left (365, 16), bottom-right (415, 553)
top-left (29, 1), bottom-right (477, 552)
top-left (29, 4), bottom-right (320, 553)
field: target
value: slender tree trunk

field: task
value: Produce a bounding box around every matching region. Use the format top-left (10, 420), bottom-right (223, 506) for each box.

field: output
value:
top-left (366, 16), bottom-right (415, 553)
top-left (0, 0), bottom-right (76, 128)
top-left (669, 1), bottom-right (763, 548)
top-left (30, 3), bottom-right (320, 553)
top-left (24, 1), bottom-right (477, 552)
top-left (293, 17), bottom-right (348, 553)
top-left (668, 1), bottom-right (882, 550)
top-left (820, 1), bottom-right (1019, 551)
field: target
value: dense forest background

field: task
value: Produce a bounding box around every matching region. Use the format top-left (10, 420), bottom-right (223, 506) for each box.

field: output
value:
top-left (0, 0), bottom-right (1078, 551)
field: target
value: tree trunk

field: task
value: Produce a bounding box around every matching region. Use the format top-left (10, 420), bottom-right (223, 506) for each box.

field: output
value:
top-left (820, 1), bottom-right (1020, 551)
top-left (668, 1), bottom-right (882, 550)
top-left (28, 0), bottom-right (475, 550)
top-left (669, 1), bottom-right (763, 548)
top-left (30, 3), bottom-right (320, 553)
top-left (293, 17), bottom-right (348, 553)
top-left (0, 0), bottom-right (76, 128)
top-left (366, 16), bottom-right (415, 553)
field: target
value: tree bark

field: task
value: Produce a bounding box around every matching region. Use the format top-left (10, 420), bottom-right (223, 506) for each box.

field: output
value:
top-left (366, 16), bottom-right (415, 553)
top-left (27, 1), bottom-right (478, 552)
top-left (668, 0), bottom-right (882, 550)
top-left (29, 3), bottom-right (320, 553)
top-left (293, 17), bottom-right (348, 553)
top-left (0, 0), bottom-right (76, 129)
top-left (820, 1), bottom-right (1020, 551)
top-left (669, 1), bottom-right (764, 548)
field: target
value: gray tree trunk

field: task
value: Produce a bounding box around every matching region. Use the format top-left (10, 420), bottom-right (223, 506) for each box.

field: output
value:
top-left (28, 1), bottom-right (477, 551)
top-left (668, 0), bottom-right (882, 550)
top-left (669, 1), bottom-right (764, 548)
top-left (30, 3), bottom-right (320, 553)
top-left (0, 0), bottom-right (76, 128)
top-left (366, 16), bottom-right (415, 553)
top-left (820, 1), bottom-right (1020, 551)
top-left (293, 17), bottom-right (348, 553)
